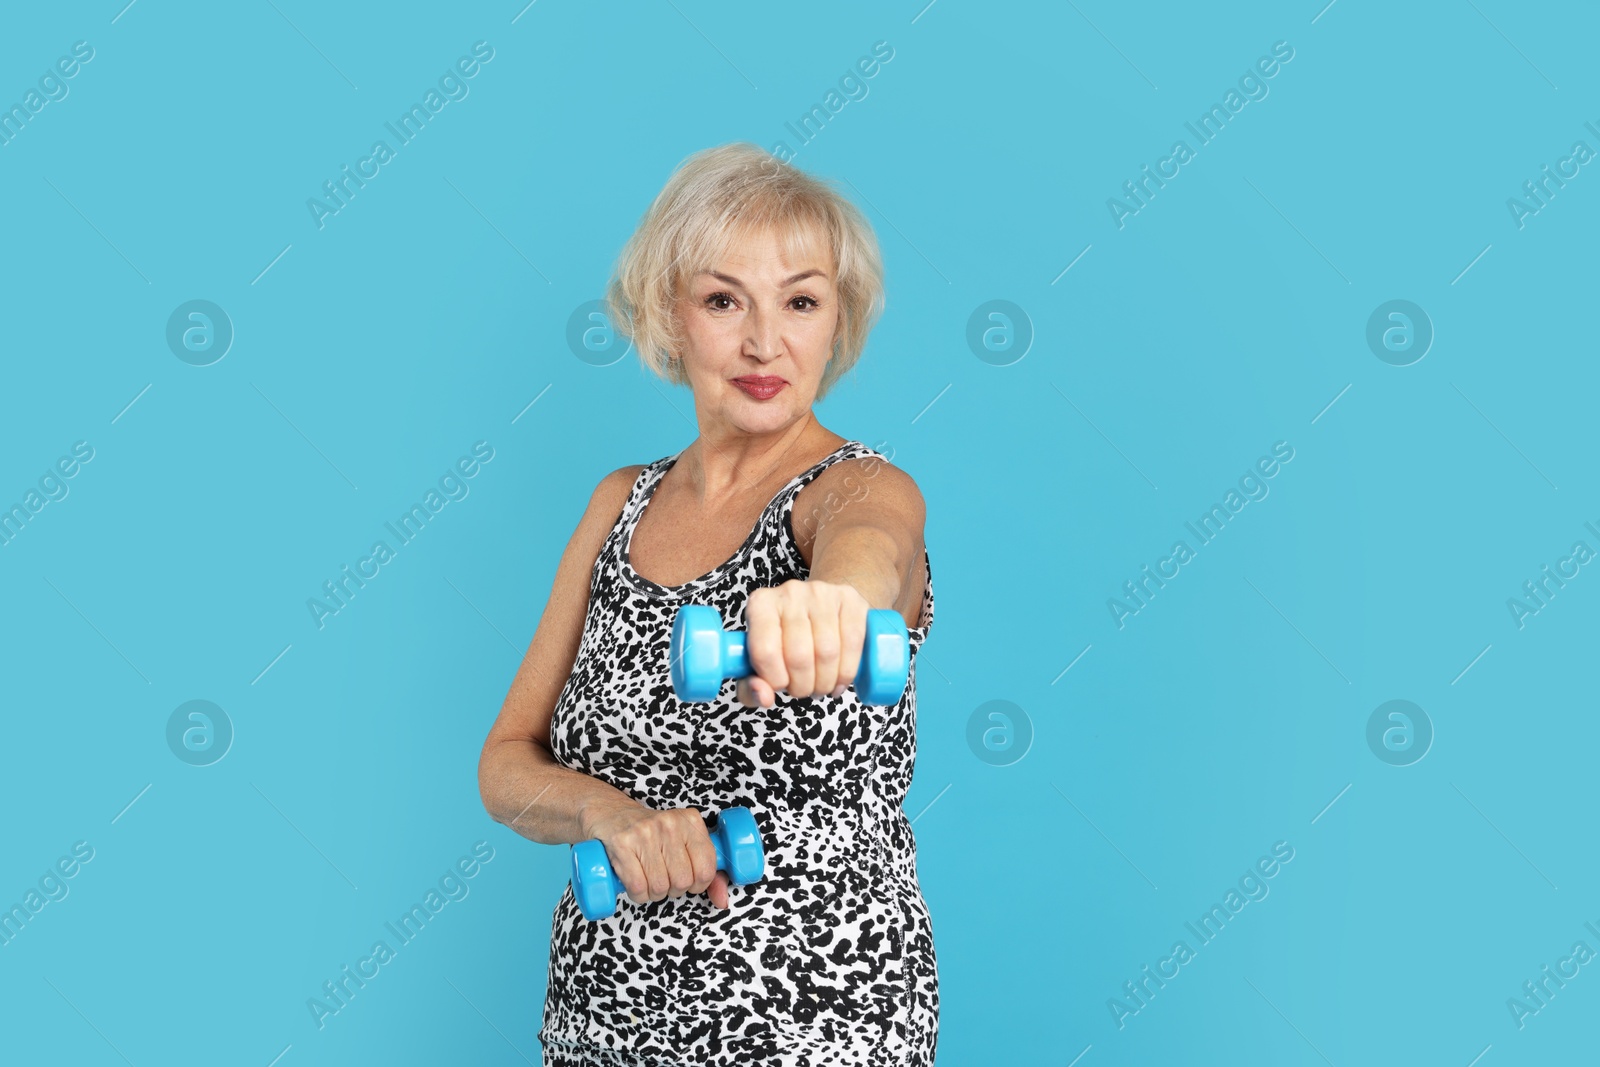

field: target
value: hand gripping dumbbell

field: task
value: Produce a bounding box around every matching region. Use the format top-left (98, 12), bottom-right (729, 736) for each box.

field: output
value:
top-left (569, 806), bottom-right (765, 921)
top-left (669, 603), bottom-right (909, 706)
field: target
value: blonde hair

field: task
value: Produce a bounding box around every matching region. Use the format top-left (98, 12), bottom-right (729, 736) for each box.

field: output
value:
top-left (605, 142), bottom-right (884, 402)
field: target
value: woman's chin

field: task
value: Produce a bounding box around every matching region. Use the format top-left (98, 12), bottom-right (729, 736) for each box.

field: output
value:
top-left (722, 395), bottom-right (801, 427)
top-left (731, 412), bottom-right (792, 435)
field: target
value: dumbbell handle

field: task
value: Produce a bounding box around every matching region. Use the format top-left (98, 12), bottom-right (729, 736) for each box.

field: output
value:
top-left (711, 631), bottom-right (880, 695)
top-left (710, 630), bottom-right (752, 682)
top-left (569, 806), bottom-right (764, 921)
top-left (671, 604), bottom-right (909, 705)
top-left (570, 835), bottom-right (734, 919)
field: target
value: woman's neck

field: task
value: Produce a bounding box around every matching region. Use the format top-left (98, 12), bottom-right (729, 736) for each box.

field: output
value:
top-left (681, 415), bottom-right (837, 503)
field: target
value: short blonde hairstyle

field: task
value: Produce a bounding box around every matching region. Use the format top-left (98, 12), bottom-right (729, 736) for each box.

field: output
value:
top-left (606, 142), bottom-right (885, 402)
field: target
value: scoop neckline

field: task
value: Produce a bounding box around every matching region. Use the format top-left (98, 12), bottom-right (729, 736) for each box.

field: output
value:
top-left (619, 440), bottom-right (859, 598)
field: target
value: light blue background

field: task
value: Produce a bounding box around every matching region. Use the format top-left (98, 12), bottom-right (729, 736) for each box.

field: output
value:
top-left (1, 1), bottom-right (1595, 1064)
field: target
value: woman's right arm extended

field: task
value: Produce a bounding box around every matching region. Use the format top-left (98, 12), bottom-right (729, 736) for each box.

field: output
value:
top-left (476, 465), bottom-right (648, 847)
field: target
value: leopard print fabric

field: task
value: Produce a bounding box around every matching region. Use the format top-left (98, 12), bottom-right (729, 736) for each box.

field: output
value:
top-left (539, 439), bottom-right (938, 1066)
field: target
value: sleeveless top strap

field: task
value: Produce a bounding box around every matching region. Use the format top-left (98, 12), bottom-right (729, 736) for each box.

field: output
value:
top-left (771, 439), bottom-right (881, 566)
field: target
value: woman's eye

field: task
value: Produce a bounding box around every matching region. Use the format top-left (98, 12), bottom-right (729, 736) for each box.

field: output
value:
top-left (703, 292), bottom-right (818, 311)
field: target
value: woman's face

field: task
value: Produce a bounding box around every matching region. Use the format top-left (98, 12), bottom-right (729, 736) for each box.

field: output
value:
top-left (674, 225), bottom-right (840, 436)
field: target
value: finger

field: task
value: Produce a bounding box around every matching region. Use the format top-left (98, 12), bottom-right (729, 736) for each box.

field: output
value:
top-left (687, 816), bottom-right (719, 894)
top-left (645, 832), bottom-right (673, 902)
top-left (611, 845), bottom-right (650, 906)
top-left (666, 811), bottom-right (711, 897)
top-left (836, 597), bottom-right (867, 698)
top-left (811, 592), bottom-right (843, 696)
top-left (781, 597), bottom-right (815, 697)
top-left (666, 838), bottom-right (696, 898)
top-left (708, 870), bottom-right (730, 910)
top-left (744, 590), bottom-right (789, 696)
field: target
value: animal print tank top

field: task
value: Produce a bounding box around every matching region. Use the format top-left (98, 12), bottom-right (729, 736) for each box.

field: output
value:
top-left (539, 439), bottom-right (939, 1066)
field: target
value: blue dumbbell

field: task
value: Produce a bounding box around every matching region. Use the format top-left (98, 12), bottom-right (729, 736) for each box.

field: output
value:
top-left (569, 806), bottom-right (765, 921)
top-left (669, 603), bottom-right (909, 705)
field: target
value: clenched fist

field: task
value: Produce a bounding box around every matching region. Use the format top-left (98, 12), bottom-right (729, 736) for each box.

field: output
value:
top-left (736, 578), bottom-right (869, 707)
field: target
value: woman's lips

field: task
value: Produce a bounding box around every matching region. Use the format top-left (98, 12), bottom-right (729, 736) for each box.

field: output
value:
top-left (732, 376), bottom-right (786, 400)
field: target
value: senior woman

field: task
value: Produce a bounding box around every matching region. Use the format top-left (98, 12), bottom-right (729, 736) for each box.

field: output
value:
top-left (477, 142), bottom-right (938, 1066)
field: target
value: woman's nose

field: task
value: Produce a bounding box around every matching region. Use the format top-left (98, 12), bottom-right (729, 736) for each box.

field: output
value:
top-left (743, 309), bottom-right (782, 359)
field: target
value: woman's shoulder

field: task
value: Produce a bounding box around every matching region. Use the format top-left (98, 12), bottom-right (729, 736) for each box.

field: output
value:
top-left (801, 442), bottom-right (922, 504)
top-left (599, 462), bottom-right (652, 494)
top-left (570, 464), bottom-right (650, 541)
top-left (789, 443), bottom-right (926, 549)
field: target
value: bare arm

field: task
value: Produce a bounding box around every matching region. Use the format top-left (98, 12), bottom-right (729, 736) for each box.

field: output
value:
top-left (477, 465), bottom-right (649, 846)
top-left (806, 459), bottom-right (928, 627)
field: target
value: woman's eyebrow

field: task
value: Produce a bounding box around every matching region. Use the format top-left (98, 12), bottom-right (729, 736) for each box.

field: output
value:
top-left (701, 269), bottom-right (828, 287)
